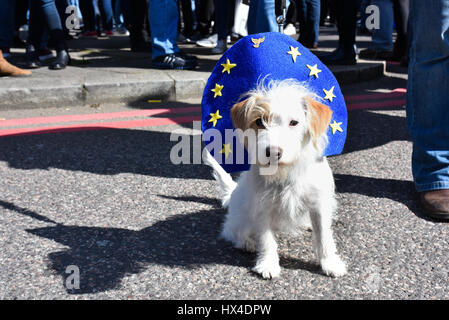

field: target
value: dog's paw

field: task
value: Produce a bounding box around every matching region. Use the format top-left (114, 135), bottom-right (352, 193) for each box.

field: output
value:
top-left (237, 237), bottom-right (257, 253)
top-left (252, 259), bottom-right (281, 279)
top-left (320, 256), bottom-right (347, 278)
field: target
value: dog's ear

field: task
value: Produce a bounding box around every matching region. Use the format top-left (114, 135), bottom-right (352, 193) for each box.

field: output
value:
top-left (306, 97), bottom-right (333, 142)
top-left (231, 99), bottom-right (249, 130)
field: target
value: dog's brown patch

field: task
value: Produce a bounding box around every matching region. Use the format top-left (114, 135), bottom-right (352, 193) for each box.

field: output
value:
top-left (231, 97), bottom-right (272, 131)
top-left (306, 98), bottom-right (333, 145)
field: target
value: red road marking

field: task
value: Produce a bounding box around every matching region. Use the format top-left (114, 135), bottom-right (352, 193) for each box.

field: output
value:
top-left (347, 99), bottom-right (406, 110)
top-left (0, 115), bottom-right (201, 137)
top-left (0, 89), bottom-right (408, 137)
top-left (345, 88), bottom-right (406, 102)
top-left (0, 106), bottom-right (200, 128)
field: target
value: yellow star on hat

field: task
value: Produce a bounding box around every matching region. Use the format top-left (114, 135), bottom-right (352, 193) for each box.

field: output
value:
top-left (329, 120), bottom-right (343, 134)
top-left (306, 64), bottom-right (322, 78)
top-left (211, 83), bottom-right (224, 98)
top-left (221, 59), bottom-right (237, 74)
top-left (287, 46), bottom-right (301, 63)
top-left (208, 109), bottom-right (222, 127)
top-left (323, 86), bottom-right (336, 102)
top-left (220, 143), bottom-right (233, 159)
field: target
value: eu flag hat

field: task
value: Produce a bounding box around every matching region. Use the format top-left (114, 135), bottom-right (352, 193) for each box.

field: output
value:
top-left (201, 32), bottom-right (347, 173)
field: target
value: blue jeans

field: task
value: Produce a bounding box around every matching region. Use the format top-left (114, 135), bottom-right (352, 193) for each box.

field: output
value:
top-left (149, 0), bottom-right (179, 59)
top-left (247, 0), bottom-right (290, 34)
top-left (406, 0), bottom-right (449, 192)
top-left (370, 0), bottom-right (394, 51)
top-left (99, 0), bottom-right (114, 30)
top-left (29, 0), bottom-right (66, 51)
top-left (0, 0), bottom-right (15, 48)
top-left (298, 0), bottom-right (320, 45)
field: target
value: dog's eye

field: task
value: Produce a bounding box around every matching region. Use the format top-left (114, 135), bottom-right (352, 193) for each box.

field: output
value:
top-left (289, 120), bottom-right (299, 126)
top-left (255, 118), bottom-right (265, 128)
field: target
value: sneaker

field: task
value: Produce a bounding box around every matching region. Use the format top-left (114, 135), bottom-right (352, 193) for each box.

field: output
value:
top-left (211, 40), bottom-right (227, 54)
top-left (38, 48), bottom-right (54, 61)
top-left (151, 53), bottom-right (197, 70)
top-left (197, 34), bottom-right (231, 48)
top-left (284, 23), bottom-right (296, 36)
top-left (196, 34), bottom-right (218, 48)
top-left (105, 30), bottom-right (114, 36)
top-left (117, 25), bottom-right (129, 35)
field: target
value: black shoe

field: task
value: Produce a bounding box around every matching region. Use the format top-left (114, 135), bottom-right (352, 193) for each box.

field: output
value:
top-left (25, 45), bottom-right (42, 69)
top-left (151, 53), bottom-right (197, 70)
top-left (175, 51), bottom-right (198, 61)
top-left (320, 46), bottom-right (357, 65)
top-left (49, 50), bottom-right (70, 70)
top-left (359, 48), bottom-right (392, 60)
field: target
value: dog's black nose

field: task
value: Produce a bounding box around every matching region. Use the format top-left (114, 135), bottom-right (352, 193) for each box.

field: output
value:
top-left (266, 147), bottom-right (283, 160)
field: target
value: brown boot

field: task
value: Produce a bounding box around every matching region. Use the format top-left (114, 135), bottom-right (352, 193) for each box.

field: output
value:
top-left (419, 189), bottom-right (449, 220)
top-left (0, 50), bottom-right (32, 77)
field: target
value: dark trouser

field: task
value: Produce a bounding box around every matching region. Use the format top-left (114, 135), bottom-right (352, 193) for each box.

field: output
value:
top-left (79, 0), bottom-right (96, 32)
top-left (214, 0), bottom-right (235, 41)
top-left (197, 0), bottom-right (215, 36)
top-left (179, 0), bottom-right (194, 37)
top-left (335, 0), bottom-right (360, 51)
top-left (28, 0), bottom-right (66, 51)
top-left (392, 0), bottom-right (409, 58)
top-left (286, 0), bottom-right (298, 24)
top-left (15, 0), bottom-right (28, 30)
top-left (298, 0), bottom-right (321, 45)
top-left (125, 0), bottom-right (150, 44)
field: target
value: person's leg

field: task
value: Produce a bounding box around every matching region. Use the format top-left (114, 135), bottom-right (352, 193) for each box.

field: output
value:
top-left (40, 0), bottom-right (66, 51)
top-left (321, 0), bottom-right (359, 64)
top-left (369, 0), bottom-right (394, 51)
top-left (99, 0), bottom-right (114, 31)
top-left (79, 0), bottom-right (96, 32)
top-left (247, 0), bottom-right (278, 34)
top-left (197, 0), bottom-right (214, 37)
top-left (392, 0), bottom-right (409, 61)
top-left (305, 0), bottom-right (320, 46)
top-left (214, 0), bottom-right (230, 41)
top-left (150, 0), bottom-right (197, 69)
top-left (297, 0), bottom-right (307, 43)
top-left (180, 0), bottom-right (194, 37)
top-left (149, 0), bottom-right (179, 59)
top-left (338, 0), bottom-right (360, 52)
top-left (406, 0), bottom-right (449, 217)
top-left (286, 0), bottom-right (297, 25)
top-left (128, 0), bottom-right (149, 50)
top-left (0, 0), bottom-right (15, 51)
top-left (15, 0), bottom-right (29, 31)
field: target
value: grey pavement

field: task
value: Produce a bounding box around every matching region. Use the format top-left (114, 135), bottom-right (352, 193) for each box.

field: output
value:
top-left (0, 28), bottom-right (384, 110)
top-left (1, 29), bottom-right (448, 300)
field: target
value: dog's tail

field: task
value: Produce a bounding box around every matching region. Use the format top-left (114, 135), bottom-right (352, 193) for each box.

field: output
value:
top-left (203, 150), bottom-right (237, 208)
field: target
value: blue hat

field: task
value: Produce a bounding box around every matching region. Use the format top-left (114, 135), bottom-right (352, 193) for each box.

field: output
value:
top-left (201, 32), bottom-right (347, 173)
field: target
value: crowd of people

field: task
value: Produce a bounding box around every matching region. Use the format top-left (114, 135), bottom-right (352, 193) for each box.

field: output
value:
top-left (0, 0), bottom-right (411, 75)
top-left (0, 0), bottom-right (448, 220)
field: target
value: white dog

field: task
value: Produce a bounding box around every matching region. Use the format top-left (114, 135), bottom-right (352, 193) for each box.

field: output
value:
top-left (203, 79), bottom-right (347, 279)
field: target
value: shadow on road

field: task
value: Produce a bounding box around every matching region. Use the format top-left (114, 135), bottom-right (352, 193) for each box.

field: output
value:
top-left (0, 108), bottom-right (409, 179)
top-left (0, 199), bottom-right (322, 294)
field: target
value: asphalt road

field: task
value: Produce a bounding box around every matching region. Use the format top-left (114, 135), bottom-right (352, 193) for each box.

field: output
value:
top-left (1, 68), bottom-right (448, 300)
